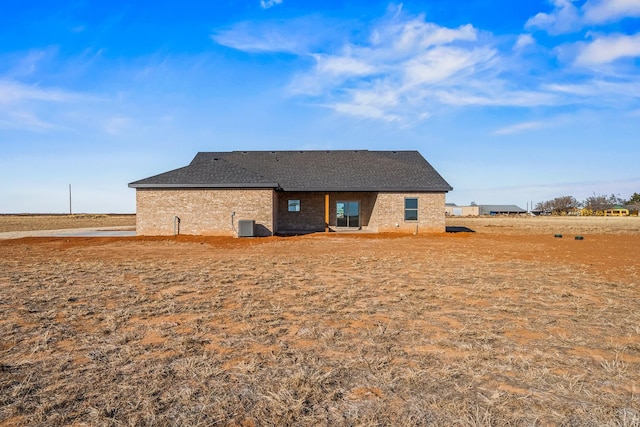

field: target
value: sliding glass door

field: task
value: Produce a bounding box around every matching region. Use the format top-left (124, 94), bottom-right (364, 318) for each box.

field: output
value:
top-left (336, 201), bottom-right (360, 228)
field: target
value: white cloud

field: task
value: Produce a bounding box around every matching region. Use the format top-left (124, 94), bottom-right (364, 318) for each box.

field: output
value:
top-left (526, 0), bottom-right (640, 34)
top-left (312, 54), bottom-right (377, 77)
top-left (216, 5), bottom-right (640, 124)
top-left (260, 0), bottom-right (282, 9)
top-left (544, 79), bottom-right (640, 101)
top-left (286, 10), bottom-right (506, 122)
top-left (583, 0), bottom-right (640, 24)
top-left (211, 18), bottom-right (326, 54)
top-left (435, 88), bottom-right (559, 107)
top-left (0, 80), bottom-right (77, 104)
top-left (515, 34), bottom-right (535, 50)
top-left (372, 18), bottom-right (477, 52)
top-left (0, 80), bottom-right (84, 132)
top-left (574, 33), bottom-right (640, 65)
top-left (492, 120), bottom-right (548, 135)
top-left (332, 101), bottom-right (402, 123)
top-left (212, 24), bottom-right (301, 53)
top-left (0, 109), bottom-right (58, 132)
top-left (526, 0), bottom-right (582, 35)
top-left (403, 46), bottom-right (496, 87)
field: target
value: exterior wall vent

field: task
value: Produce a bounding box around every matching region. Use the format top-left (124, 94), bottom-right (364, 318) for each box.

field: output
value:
top-left (238, 220), bottom-right (255, 237)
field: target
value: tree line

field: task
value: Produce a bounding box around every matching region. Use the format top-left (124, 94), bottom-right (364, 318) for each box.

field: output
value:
top-left (535, 192), bottom-right (640, 215)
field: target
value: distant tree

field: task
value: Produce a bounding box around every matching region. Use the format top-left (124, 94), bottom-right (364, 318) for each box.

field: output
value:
top-left (534, 200), bottom-right (550, 213)
top-left (583, 193), bottom-right (625, 213)
top-left (628, 192), bottom-right (640, 204)
top-left (536, 196), bottom-right (578, 215)
top-left (610, 193), bottom-right (626, 206)
top-left (627, 192), bottom-right (640, 214)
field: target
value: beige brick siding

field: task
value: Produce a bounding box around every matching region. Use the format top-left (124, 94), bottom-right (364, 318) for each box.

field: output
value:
top-left (327, 192), bottom-right (378, 229)
top-left (136, 188), bottom-right (275, 236)
top-left (370, 192), bottom-right (446, 233)
top-left (275, 191), bottom-right (445, 233)
top-left (136, 189), bottom-right (446, 235)
top-left (277, 192), bottom-right (326, 232)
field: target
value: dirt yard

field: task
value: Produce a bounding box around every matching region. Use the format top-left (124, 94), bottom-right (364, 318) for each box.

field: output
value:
top-left (1, 216), bottom-right (639, 426)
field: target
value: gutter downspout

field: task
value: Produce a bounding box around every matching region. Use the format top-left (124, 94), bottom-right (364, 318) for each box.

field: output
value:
top-left (231, 211), bottom-right (237, 237)
top-left (174, 216), bottom-right (180, 236)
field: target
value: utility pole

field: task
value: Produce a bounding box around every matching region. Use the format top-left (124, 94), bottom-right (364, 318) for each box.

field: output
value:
top-left (69, 184), bottom-right (72, 215)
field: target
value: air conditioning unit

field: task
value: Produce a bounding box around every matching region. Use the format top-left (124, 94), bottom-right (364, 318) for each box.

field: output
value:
top-left (237, 220), bottom-right (255, 237)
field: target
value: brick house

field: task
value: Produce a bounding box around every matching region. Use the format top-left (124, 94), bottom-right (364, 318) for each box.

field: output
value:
top-left (128, 150), bottom-right (452, 236)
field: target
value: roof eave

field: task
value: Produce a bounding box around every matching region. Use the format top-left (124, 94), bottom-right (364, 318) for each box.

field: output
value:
top-left (128, 183), bottom-right (280, 189)
top-left (281, 186), bottom-right (453, 192)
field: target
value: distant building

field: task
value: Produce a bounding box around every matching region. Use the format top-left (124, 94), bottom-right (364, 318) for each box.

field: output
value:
top-left (446, 203), bottom-right (479, 216)
top-left (446, 203), bottom-right (526, 216)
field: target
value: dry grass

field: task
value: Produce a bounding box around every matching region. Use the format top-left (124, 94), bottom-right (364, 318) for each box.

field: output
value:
top-left (0, 214), bottom-right (135, 233)
top-left (448, 215), bottom-right (640, 235)
top-left (0, 216), bottom-right (639, 426)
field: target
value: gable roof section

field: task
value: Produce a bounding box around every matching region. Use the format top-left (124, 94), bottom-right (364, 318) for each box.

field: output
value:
top-left (129, 150), bottom-right (452, 192)
top-left (128, 156), bottom-right (278, 189)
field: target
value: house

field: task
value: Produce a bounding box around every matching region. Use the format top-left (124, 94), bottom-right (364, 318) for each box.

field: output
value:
top-left (128, 150), bottom-right (452, 236)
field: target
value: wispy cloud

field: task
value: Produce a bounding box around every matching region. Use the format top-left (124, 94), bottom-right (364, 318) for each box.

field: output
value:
top-left (5, 49), bottom-right (55, 78)
top-left (583, 0), bottom-right (640, 24)
top-left (0, 109), bottom-right (58, 132)
top-left (437, 88), bottom-right (559, 107)
top-left (0, 78), bottom-right (98, 133)
top-left (260, 0), bottom-right (282, 9)
top-left (286, 8), bottom-right (504, 122)
top-left (527, 0), bottom-right (640, 34)
top-left (212, 4), bottom-right (640, 123)
top-left (526, 0), bottom-right (582, 35)
top-left (514, 34), bottom-right (535, 50)
top-left (0, 80), bottom-right (79, 104)
top-left (574, 33), bottom-right (640, 65)
top-left (543, 79), bottom-right (640, 101)
top-left (212, 23), bottom-right (300, 53)
top-left (492, 120), bottom-right (548, 135)
top-left (211, 17), bottom-right (330, 54)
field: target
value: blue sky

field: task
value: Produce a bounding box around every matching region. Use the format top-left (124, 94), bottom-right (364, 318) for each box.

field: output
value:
top-left (1, 0), bottom-right (639, 213)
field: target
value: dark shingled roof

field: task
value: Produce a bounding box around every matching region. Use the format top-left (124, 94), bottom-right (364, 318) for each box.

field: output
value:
top-left (128, 150), bottom-right (452, 192)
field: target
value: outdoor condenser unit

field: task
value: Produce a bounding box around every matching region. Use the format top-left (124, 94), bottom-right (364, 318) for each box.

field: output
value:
top-left (237, 220), bottom-right (255, 237)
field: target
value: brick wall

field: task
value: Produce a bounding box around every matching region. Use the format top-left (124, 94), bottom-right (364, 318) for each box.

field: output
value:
top-left (135, 188), bottom-right (275, 236)
top-left (370, 192), bottom-right (445, 233)
top-left (275, 191), bottom-right (445, 233)
top-left (277, 192), bottom-right (326, 232)
top-left (327, 192), bottom-right (378, 229)
top-left (136, 189), bottom-right (446, 235)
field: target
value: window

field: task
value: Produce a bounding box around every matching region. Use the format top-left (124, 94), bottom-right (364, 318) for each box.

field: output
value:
top-left (404, 198), bottom-right (418, 221)
top-left (288, 199), bottom-right (300, 212)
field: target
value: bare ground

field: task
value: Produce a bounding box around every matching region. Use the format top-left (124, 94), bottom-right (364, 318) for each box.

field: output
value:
top-left (0, 216), bottom-right (639, 426)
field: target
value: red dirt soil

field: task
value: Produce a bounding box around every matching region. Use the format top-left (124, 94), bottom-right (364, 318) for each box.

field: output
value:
top-left (1, 217), bottom-right (639, 425)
